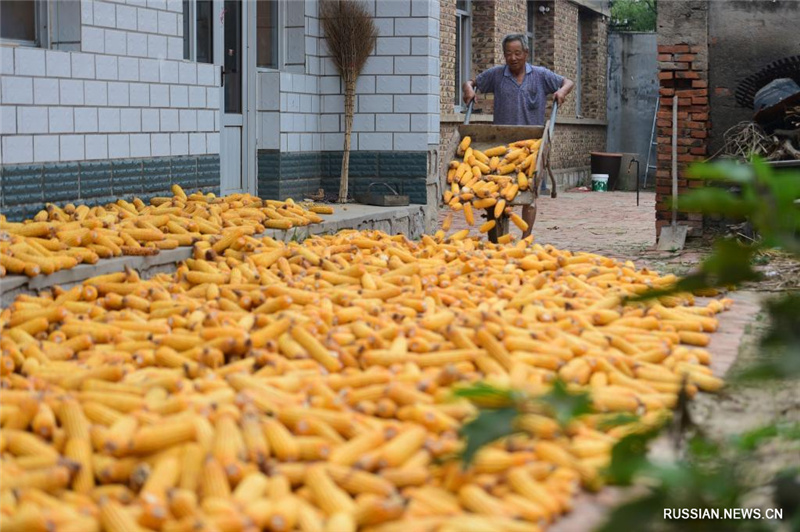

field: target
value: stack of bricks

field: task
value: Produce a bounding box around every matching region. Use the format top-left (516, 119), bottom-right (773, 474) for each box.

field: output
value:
top-left (655, 42), bottom-right (709, 236)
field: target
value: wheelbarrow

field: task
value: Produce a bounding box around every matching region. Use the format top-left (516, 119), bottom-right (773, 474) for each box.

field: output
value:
top-left (441, 99), bottom-right (559, 243)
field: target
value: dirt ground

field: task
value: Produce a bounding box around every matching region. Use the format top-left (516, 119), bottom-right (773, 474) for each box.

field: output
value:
top-left (440, 190), bottom-right (799, 531)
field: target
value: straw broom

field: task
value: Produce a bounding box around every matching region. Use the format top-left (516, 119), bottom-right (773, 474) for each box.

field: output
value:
top-left (320, 0), bottom-right (378, 203)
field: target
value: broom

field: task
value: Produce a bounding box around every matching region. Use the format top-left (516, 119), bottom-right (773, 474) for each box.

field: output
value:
top-left (320, 0), bottom-right (378, 204)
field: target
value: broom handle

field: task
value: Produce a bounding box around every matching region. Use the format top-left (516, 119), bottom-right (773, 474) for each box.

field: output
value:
top-left (672, 97), bottom-right (678, 227)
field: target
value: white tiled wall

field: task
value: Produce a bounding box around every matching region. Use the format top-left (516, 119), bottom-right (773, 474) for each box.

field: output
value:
top-left (2, 0), bottom-right (441, 166)
top-left (256, 0), bottom-right (440, 153)
top-left (0, 0), bottom-right (221, 165)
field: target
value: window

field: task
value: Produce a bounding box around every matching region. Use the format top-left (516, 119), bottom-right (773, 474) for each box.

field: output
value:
top-left (257, 0), bottom-right (279, 69)
top-left (526, 1), bottom-right (535, 64)
top-left (1, 0), bottom-right (80, 50)
top-left (1, 0), bottom-right (42, 45)
top-left (455, 0), bottom-right (471, 108)
top-left (183, 0), bottom-right (214, 63)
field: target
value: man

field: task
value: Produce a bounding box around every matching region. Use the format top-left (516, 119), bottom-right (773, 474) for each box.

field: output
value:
top-left (462, 33), bottom-right (574, 237)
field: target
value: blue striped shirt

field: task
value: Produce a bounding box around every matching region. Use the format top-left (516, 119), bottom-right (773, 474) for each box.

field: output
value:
top-left (476, 64), bottom-right (563, 126)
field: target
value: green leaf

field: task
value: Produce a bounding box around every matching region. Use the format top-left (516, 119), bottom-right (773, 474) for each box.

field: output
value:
top-left (596, 413), bottom-right (641, 430)
top-left (687, 433), bottom-right (721, 459)
top-left (686, 160), bottom-right (755, 184)
top-left (737, 300), bottom-right (800, 382)
top-left (537, 379), bottom-right (593, 428)
top-left (595, 492), bottom-right (667, 532)
top-left (678, 188), bottom-right (756, 218)
top-left (452, 382), bottom-right (519, 405)
top-left (459, 407), bottom-right (520, 467)
top-left (738, 350), bottom-right (800, 381)
top-left (760, 294), bottom-right (800, 349)
top-left (733, 424), bottom-right (779, 452)
top-left (730, 422), bottom-right (800, 452)
top-left (629, 239), bottom-right (760, 302)
top-left (606, 430), bottom-right (661, 485)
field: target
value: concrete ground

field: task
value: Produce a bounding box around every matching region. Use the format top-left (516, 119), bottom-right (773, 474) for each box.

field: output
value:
top-left (440, 190), bottom-right (785, 532)
top-left (440, 191), bottom-right (800, 532)
top-left (440, 190), bottom-right (658, 261)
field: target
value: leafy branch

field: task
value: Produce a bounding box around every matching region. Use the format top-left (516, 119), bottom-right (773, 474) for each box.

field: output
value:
top-left (456, 380), bottom-right (592, 466)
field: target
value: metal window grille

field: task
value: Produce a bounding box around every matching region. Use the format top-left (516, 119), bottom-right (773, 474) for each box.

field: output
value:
top-left (455, 0), bottom-right (471, 109)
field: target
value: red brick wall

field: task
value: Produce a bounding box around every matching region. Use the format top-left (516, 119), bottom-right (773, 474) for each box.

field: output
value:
top-left (655, 1), bottom-right (709, 236)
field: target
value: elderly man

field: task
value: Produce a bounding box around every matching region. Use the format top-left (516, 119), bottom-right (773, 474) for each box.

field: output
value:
top-left (462, 33), bottom-right (574, 237)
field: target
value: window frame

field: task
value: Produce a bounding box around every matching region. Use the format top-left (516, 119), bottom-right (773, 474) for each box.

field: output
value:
top-left (184, 0), bottom-right (214, 63)
top-left (1, 0), bottom-right (49, 48)
top-left (455, 0), bottom-right (471, 111)
top-left (256, 0), bottom-right (282, 71)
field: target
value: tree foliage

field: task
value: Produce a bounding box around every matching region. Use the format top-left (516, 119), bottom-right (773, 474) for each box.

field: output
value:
top-left (610, 0), bottom-right (656, 32)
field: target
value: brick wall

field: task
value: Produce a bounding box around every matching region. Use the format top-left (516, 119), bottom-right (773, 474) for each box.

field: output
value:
top-left (471, 1), bottom-right (496, 78)
top-left (655, 0), bottom-right (709, 236)
top-left (495, 1), bottom-right (526, 60)
top-left (440, 0), bottom-right (457, 115)
top-left (533, 1), bottom-right (555, 70)
top-left (579, 10), bottom-right (606, 120)
top-left (553, 0), bottom-right (578, 117)
top-left (550, 124), bottom-right (607, 169)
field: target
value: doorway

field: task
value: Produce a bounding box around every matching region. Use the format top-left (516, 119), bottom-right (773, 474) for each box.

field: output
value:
top-left (215, 0), bottom-right (255, 195)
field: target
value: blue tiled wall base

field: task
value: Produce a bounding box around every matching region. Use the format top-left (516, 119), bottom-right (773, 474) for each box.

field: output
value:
top-left (257, 150), bottom-right (427, 204)
top-left (1, 155), bottom-right (220, 222)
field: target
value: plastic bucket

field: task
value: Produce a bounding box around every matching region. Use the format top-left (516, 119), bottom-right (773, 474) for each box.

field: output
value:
top-left (591, 174), bottom-right (609, 192)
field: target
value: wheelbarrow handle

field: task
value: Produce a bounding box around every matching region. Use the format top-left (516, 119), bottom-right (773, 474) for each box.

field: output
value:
top-left (464, 98), bottom-right (475, 125)
top-left (548, 101), bottom-right (558, 139)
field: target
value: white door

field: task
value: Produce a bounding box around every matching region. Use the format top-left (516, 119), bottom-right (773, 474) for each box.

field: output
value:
top-left (215, 0), bottom-right (254, 195)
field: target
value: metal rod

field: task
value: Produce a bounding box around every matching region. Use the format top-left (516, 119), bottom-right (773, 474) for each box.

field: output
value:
top-left (548, 101), bottom-right (558, 140)
top-left (464, 99), bottom-right (475, 125)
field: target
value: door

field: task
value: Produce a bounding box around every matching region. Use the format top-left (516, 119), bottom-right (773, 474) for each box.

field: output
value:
top-left (215, 0), bottom-right (254, 195)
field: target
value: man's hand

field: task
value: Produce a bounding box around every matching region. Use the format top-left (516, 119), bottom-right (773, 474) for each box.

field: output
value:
top-left (554, 78), bottom-right (574, 106)
top-left (462, 80), bottom-right (476, 105)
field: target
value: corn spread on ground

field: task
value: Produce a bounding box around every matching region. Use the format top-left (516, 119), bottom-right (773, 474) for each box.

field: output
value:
top-left (0, 229), bottom-right (730, 532)
top-left (0, 185), bottom-right (333, 279)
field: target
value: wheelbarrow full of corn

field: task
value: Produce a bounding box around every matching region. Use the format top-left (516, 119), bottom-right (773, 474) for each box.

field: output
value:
top-left (440, 101), bottom-right (558, 243)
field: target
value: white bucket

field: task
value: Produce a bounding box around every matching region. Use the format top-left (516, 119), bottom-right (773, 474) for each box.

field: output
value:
top-left (591, 174), bottom-right (609, 192)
